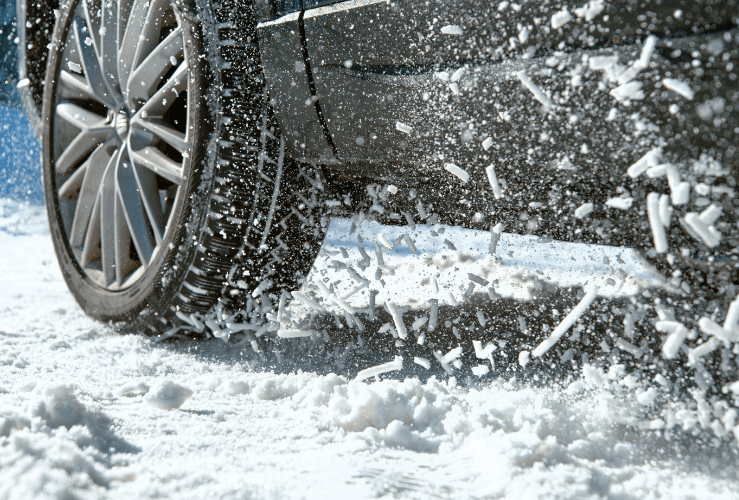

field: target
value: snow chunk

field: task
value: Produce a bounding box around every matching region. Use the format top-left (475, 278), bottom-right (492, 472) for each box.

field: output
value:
top-left (378, 233), bottom-right (393, 249)
top-left (356, 356), bottom-right (403, 381)
top-left (395, 122), bottom-right (412, 134)
top-left (575, 203), bottom-right (594, 219)
top-left (516, 70), bottom-right (552, 108)
top-left (485, 164), bottom-right (502, 199)
top-left (16, 78), bottom-right (30, 89)
top-left (482, 137), bottom-right (494, 151)
top-left (663, 78), bottom-right (695, 100)
top-left (589, 55), bottom-right (618, 70)
top-left (144, 380), bottom-right (193, 410)
top-left (605, 196), bottom-right (634, 210)
top-left (440, 25), bottom-right (463, 35)
top-left (610, 81), bottom-right (644, 101)
top-left (682, 212), bottom-right (722, 248)
top-left (386, 301), bottom-right (408, 339)
top-left (646, 193), bottom-right (668, 253)
top-left (471, 365), bottom-right (490, 377)
top-left (444, 163), bottom-right (470, 183)
top-left (574, 0), bottom-right (605, 21)
top-left (115, 382), bottom-right (149, 397)
top-left (414, 357), bottom-right (431, 369)
top-left (627, 148), bottom-right (661, 178)
top-left (533, 286), bottom-right (598, 357)
top-left (551, 9), bottom-right (573, 29)
top-left (278, 329), bottom-right (318, 338)
top-left (657, 321), bottom-right (689, 359)
top-left (519, 350), bottom-right (531, 367)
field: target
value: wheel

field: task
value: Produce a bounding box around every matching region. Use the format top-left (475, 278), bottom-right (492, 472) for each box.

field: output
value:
top-left (42, 0), bottom-right (326, 334)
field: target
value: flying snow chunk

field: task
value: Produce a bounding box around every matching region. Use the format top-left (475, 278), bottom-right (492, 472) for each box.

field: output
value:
top-left (144, 380), bottom-right (193, 410)
top-left (575, 203), bottom-right (594, 219)
top-left (605, 196), bottom-right (634, 210)
top-left (396, 121), bottom-right (412, 134)
top-left (441, 25), bottom-right (464, 35)
top-left (574, 0), bottom-right (605, 21)
top-left (482, 137), bottom-right (494, 151)
top-left (445, 163), bottom-right (470, 183)
top-left (663, 78), bottom-right (695, 100)
top-left (471, 365), bottom-right (490, 377)
top-left (610, 81), bottom-right (645, 101)
top-left (356, 356), bottom-right (403, 381)
top-left (551, 9), bottom-right (573, 29)
top-left (68, 61), bottom-right (82, 74)
top-left (589, 55), bottom-right (618, 70)
top-left (16, 78), bottom-right (30, 89)
top-left (516, 70), bottom-right (552, 108)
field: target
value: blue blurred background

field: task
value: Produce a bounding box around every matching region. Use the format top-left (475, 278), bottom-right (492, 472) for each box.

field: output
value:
top-left (1, 0), bottom-right (43, 203)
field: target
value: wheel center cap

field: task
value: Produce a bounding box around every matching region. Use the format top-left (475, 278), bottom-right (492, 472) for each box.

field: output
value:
top-left (114, 109), bottom-right (129, 139)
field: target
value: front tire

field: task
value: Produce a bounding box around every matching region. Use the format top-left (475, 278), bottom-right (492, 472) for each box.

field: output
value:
top-left (43, 0), bottom-right (325, 334)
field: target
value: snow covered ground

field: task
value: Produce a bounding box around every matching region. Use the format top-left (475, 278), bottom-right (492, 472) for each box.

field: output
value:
top-left (2, 198), bottom-right (739, 500)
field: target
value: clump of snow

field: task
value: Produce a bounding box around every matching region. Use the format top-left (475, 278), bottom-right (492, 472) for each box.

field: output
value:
top-left (440, 25), bottom-right (463, 35)
top-left (551, 9), bottom-right (572, 29)
top-left (143, 380), bottom-right (193, 410)
top-left (662, 78), bottom-right (695, 100)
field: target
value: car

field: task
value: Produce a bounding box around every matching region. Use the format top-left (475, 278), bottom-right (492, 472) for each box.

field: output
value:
top-left (16, 0), bottom-right (738, 340)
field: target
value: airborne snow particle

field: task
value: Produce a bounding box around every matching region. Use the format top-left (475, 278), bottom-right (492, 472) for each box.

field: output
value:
top-left (440, 25), bottom-right (463, 35)
top-left (444, 163), bottom-right (470, 183)
top-left (610, 81), bottom-right (645, 101)
top-left (516, 70), bottom-right (552, 108)
top-left (605, 196), bottom-right (634, 210)
top-left (662, 78), bottom-right (695, 100)
top-left (575, 203), bottom-right (594, 219)
top-left (386, 301), bottom-right (408, 339)
top-left (16, 78), bottom-right (30, 89)
top-left (533, 286), bottom-right (598, 357)
top-left (144, 380), bottom-right (193, 410)
top-left (551, 9), bottom-right (572, 29)
top-left (414, 357), bottom-right (431, 369)
top-left (471, 365), bottom-right (490, 377)
top-left (646, 193), bottom-right (668, 253)
top-left (574, 0), bottom-right (605, 21)
top-left (485, 164), bottom-right (502, 199)
top-left (356, 356), bottom-right (403, 381)
top-left (482, 137), bottom-right (494, 151)
top-left (395, 122), bottom-right (412, 134)
top-left (519, 350), bottom-right (531, 367)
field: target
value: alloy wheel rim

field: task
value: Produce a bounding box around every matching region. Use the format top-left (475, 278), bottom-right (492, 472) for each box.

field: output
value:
top-left (52, 0), bottom-right (191, 291)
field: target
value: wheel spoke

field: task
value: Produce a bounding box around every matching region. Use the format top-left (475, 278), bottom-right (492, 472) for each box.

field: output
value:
top-left (132, 116), bottom-right (187, 153)
top-left (129, 152), bottom-right (166, 243)
top-left (127, 27), bottom-right (184, 104)
top-left (116, 156), bottom-right (155, 267)
top-left (71, 15), bottom-right (116, 108)
top-left (58, 160), bottom-right (88, 200)
top-left (100, 0), bottom-right (121, 92)
top-left (54, 103), bottom-right (113, 174)
top-left (69, 143), bottom-right (115, 247)
top-left (120, 0), bottom-right (169, 96)
top-left (80, 191), bottom-right (102, 267)
top-left (99, 152), bottom-right (125, 285)
top-left (59, 70), bottom-right (101, 103)
top-left (129, 143), bottom-right (184, 185)
top-left (138, 62), bottom-right (188, 118)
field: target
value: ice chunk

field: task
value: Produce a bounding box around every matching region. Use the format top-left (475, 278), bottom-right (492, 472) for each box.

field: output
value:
top-left (627, 148), bottom-right (661, 178)
top-left (516, 70), bottom-right (552, 108)
top-left (575, 203), bottom-right (594, 219)
top-left (396, 122), bottom-right (412, 134)
top-left (574, 0), bottom-right (604, 21)
top-left (444, 163), bottom-right (470, 183)
top-left (278, 329), bottom-right (318, 338)
top-left (485, 164), bottom-right (502, 199)
top-left (441, 25), bottom-right (463, 35)
top-left (144, 380), bottom-right (193, 410)
top-left (605, 196), bottom-right (634, 210)
top-left (551, 9), bottom-right (572, 29)
top-left (471, 365), bottom-right (490, 377)
top-left (356, 356), bottom-right (403, 381)
top-left (378, 233), bottom-right (393, 249)
top-left (610, 81), bottom-right (644, 101)
top-left (473, 340), bottom-right (496, 359)
top-left (687, 338), bottom-right (722, 366)
top-left (519, 350), bottom-right (531, 367)
top-left (589, 55), bottom-right (618, 70)
top-left (533, 286), bottom-right (598, 357)
top-left (682, 212), bottom-right (721, 248)
top-left (663, 78), bottom-right (695, 100)
top-left (386, 301), bottom-right (408, 339)
top-left (647, 193), bottom-right (668, 253)
top-left (414, 357), bottom-right (431, 369)
top-left (659, 322), bottom-right (689, 359)
top-left (658, 194), bottom-right (672, 228)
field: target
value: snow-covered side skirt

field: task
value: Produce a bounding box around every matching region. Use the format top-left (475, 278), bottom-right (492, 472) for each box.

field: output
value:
top-left (282, 217), bottom-right (677, 325)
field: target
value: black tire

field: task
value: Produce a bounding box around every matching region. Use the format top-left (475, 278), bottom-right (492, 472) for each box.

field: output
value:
top-left (42, 0), bottom-right (326, 335)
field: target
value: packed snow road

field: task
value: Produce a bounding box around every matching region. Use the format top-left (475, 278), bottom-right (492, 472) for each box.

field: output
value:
top-left (1, 199), bottom-right (738, 500)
